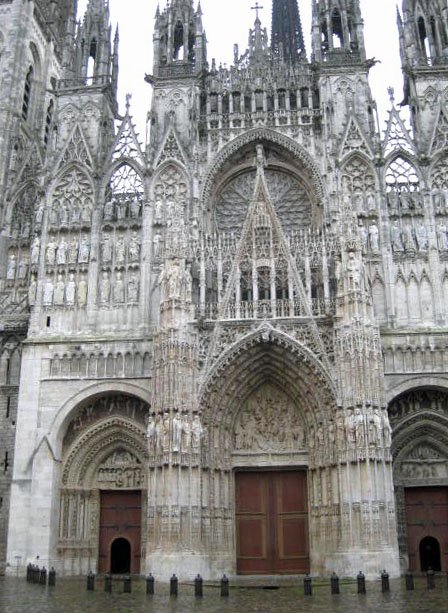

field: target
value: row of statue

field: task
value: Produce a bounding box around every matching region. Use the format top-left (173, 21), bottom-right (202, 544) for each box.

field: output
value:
top-left (101, 232), bottom-right (141, 264)
top-left (391, 220), bottom-right (428, 252)
top-left (42, 273), bottom-right (88, 307)
top-left (358, 222), bottom-right (380, 253)
top-left (147, 412), bottom-right (206, 454)
top-left (99, 271), bottom-right (140, 304)
top-left (387, 189), bottom-right (424, 211)
top-left (103, 197), bottom-right (142, 222)
top-left (6, 253), bottom-right (29, 282)
top-left (48, 200), bottom-right (92, 228)
top-left (44, 236), bottom-right (90, 267)
top-left (159, 260), bottom-right (192, 302)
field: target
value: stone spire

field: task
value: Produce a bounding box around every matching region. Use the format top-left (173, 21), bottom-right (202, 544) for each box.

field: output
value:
top-left (271, 0), bottom-right (306, 63)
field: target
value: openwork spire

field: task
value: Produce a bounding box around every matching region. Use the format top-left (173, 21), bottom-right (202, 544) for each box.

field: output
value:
top-left (271, 0), bottom-right (306, 63)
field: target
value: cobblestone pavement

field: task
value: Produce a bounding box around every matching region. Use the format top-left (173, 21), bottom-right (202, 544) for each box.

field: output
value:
top-left (0, 576), bottom-right (447, 612)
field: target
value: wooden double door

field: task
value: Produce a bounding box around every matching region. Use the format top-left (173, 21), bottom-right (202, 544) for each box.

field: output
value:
top-left (235, 471), bottom-right (310, 574)
top-left (405, 486), bottom-right (448, 572)
top-left (98, 490), bottom-right (142, 574)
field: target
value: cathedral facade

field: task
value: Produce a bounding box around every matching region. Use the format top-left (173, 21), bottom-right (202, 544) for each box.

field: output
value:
top-left (0, 0), bottom-right (447, 579)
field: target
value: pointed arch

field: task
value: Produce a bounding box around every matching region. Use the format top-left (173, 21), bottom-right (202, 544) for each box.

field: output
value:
top-left (340, 153), bottom-right (376, 213)
top-left (103, 161), bottom-right (144, 221)
top-left (385, 154), bottom-right (421, 194)
top-left (4, 181), bottom-right (38, 238)
top-left (49, 163), bottom-right (95, 230)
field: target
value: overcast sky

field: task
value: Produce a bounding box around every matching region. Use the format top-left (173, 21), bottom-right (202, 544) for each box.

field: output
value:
top-left (77, 0), bottom-right (405, 137)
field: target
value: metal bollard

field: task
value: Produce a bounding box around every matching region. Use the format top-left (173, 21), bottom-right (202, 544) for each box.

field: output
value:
top-left (381, 570), bottom-right (390, 593)
top-left (220, 574), bottom-right (229, 597)
top-left (426, 568), bottom-right (435, 590)
top-left (331, 572), bottom-right (340, 595)
top-left (405, 571), bottom-right (414, 591)
top-left (303, 574), bottom-right (312, 596)
top-left (48, 567), bottom-right (56, 587)
top-left (195, 574), bottom-right (203, 597)
top-left (86, 571), bottom-right (95, 591)
top-left (32, 565), bottom-right (38, 584)
top-left (170, 574), bottom-right (178, 596)
top-left (39, 567), bottom-right (47, 586)
top-left (146, 573), bottom-right (155, 595)
top-left (123, 575), bottom-right (131, 593)
top-left (357, 571), bottom-right (366, 594)
top-left (26, 563), bottom-right (31, 582)
top-left (104, 574), bottom-right (112, 593)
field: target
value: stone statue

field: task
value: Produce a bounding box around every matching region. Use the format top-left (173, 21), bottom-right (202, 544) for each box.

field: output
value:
top-left (43, 277), bottom-right (54, 305)
top-left (68, 238), bottom-right (79, 264)
top-left (181, 414), bottom-right (191, 452)
top-left (128, 232), bottom-right (140, 262)
top-left (153, 233), bottom-right (162, 258)
top-left (172, 412), bottom-right (182, 452)
top-left (35, 204), bottom-right (44, 226)
top-left (81, 203), bottom-right (91, 224)
top-left (130, 198), bottom-right (140, 218)
top-left (354, 408), bottom-right (365, 447)
top-left (416, 222), bottom-right (428, 251)
top-left (54, 273), bottom-right (65, 305)
top-left (60, 205), bottom-right (69, 227)
top-left (56, 237), bottom-right (68, 265)
top-left (28, 274), bottom-right (37, 306)
top-left (191, 414), bottom-right (204, 450)
top-left (104, 198), bottom-right (114, 221)
top-left (65, 273), bottom-right (76, 305)
top-left (113, 271), bottom-right (125, 303)
top-left (6, 253), bottom-right (16, 280)
top-left (101, 235), bottom-right (112, 263)
top-left (358, 221), bottom-right (368, 252)
top-left (154, 200), bottom-right (163, 222)
top-left (147, 414), bottom-right (157, 451)
top-left (46, 238), bottom-right (57, 266)
top-left (78, 236), bottom-right (90, 263)
top-left (17, 258), bottom-right (28, 280)
top-left (437, 221), bottom-right (448, 250)
top-left (403, 224), bottom-right (416, 251)
top-left (115, 237), bottom-right (126, 265)
top-left (78, 276), bottom-right (88, 307)
top-left (391, 221), bottom-right (404, 252)
top-left (99, 272), bottom-right (110, 303)
top-left (31, 237), bottom-right (40, 265)
top-left (346, 251), bottom-right (362, 289)
top-left (128, 274), bottom-right (139, 302)
top-left (369, 223), bottom-right (380, 252)
top-left (70, 203), bottom-right (80, 225)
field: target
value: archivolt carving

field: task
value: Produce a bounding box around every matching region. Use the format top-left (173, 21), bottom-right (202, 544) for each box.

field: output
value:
top-left (201, 128), bottom-right (326, 207)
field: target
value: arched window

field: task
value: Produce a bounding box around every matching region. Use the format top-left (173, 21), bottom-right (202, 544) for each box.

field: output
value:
top-left (105, 164), bottom-right (144, 221)
top-left (22, 66), bottom-right (34, 120)
top-left (418, 16), bottom-right (431, 60)
top-left (173, 21), bottom-right (184, 60)
top-left (44, 100), bottom-right (54, 147)
top-left (386, 156), bottom-right (420, 194)
top-left (86, 38), bottom-right (97, 81)
top-left (332, 9), bottom-right (343, 48)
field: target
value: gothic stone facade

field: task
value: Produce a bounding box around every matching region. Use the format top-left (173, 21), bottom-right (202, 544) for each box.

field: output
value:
top-left (0, 0), bottom-right (447, 578)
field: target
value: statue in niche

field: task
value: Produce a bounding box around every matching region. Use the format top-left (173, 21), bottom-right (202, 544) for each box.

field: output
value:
top-left (99, 271), bottom-right (110, 303)
top-left (78, 236), bottom-right (90, 263)
top-left (54, 273), bottom-right (65, 305)
top-left (17, 257), bottom-right (28, 280)
top-left (46, 238), bottom-right (57, 266)
top-left (403, 224), bottom-right (416, 251)
top-left (191, 414), bottom-right (204, 450)
top-left (104, 198), bottom-right (114, 221)
top-left (358, 221), bottom-right (368, 252)
top-left (68, 238), bottom-right (78, 264)
top-left (181, 413), bottom-right (191, 451)
top-left (21, 219), bottom-right (31, 238)
top-left (128, 274), bottom-right (139, 302)
top-left (346, 409), bottom-right (356, 449)
top-left (116, 200), bottom-right (127, 221)
top-left (336, 412), bottom-right (346, 449)
top-left (31, 236), bottom-right (40, 265)
top-left (154, 200), bottom-right (163, 222)
top-left (153, 233), bottom-right (162, 258)
top-left (172, 411), bottom-right (182, 452)
top-left (35, 203), bottom-right (44, 227)
top-left (368, 408), bottom-right (382, 447)
top-left (437, 221), bottom-right (448, 250)
top-left (369, 223), bottom-right (380, 252)
top-left (56, 237), bottom-right (68, 265)
top-left (60, 205), bottom-right (69, 227)
top-left (354, 408), bottom-right (365, 448)
top-left (382, 413), bottom-right (392, 447)
top-left (81, 202), bottom-right (91, 224)
top-left (161, 412), bottom-right (171, 451)
top-left (101, 234), bottom-right (112, 263)
top-left (416, 221), bottom-right (428, 251)
top-left (115, 236), bottom-right (126, 265)
top-left (65, 273), bottom-right (76, 305)
top-left (78, 276), bottom-right (88, 307)
top-left (113, 272), bottom-right (125, 303)
top-left (346, 251), bottom-right (362, 290)
top-left (6, 253), bottom-right (16, 280)
top-left (147, 414), bottom-right (158, 452)
top-left (129, 232), bottom-right (140, 262)
top-left (70, 202), bottom-right (80, 224)
top-left (43, 277), bottom-right (54, 305)
top-left (130, 198), bottom-right (140, 218)
top-left (28, 273), bottom-right (37, 306)
top-left (391, 221), bottom-right (404, 252)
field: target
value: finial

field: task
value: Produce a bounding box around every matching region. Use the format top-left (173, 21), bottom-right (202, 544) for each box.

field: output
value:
top-left (125, 93), bottom-right (132, 113)
top-left (251, 2), bottom-right (264, 20)
top-left (387, 86), bottom-right (395, 105)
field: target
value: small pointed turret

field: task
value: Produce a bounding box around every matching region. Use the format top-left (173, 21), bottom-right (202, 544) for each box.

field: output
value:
top-left (312, 0), bottom-right (366, 64)
top-left (271, 0), bottom-right (306, 63)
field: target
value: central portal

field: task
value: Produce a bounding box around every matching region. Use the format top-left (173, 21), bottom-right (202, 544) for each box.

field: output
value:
top-left (235, 471), bottom-right (309, 574)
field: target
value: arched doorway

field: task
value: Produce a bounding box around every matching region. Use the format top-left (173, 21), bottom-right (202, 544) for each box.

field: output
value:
top-left (111, 538), bottom-right (131, 574)
top-left (420, 536), bottom-right (441, 572)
